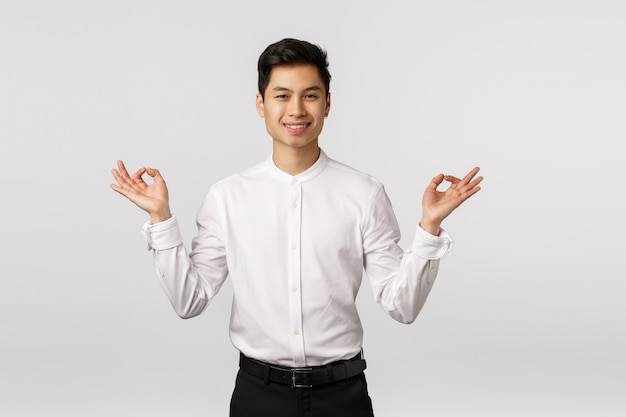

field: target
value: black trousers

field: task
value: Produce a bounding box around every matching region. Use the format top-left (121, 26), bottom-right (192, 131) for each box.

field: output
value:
top-left (229, 369), bottom-right (375, 417)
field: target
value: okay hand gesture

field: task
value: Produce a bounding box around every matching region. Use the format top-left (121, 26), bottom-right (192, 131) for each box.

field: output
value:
top-left (110, 160), bottom-right (172, 224)
top-left (420, 167), bottom-right (483, 235)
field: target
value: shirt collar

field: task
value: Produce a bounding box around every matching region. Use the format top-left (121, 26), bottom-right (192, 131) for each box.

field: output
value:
top-left (266, 148), bottom-right (328, 183)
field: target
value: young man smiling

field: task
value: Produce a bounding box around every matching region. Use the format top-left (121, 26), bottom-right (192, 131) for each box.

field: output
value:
top-left (256, 58), bottom-right (330, 174)
top-left (111, 38), bottom-right (482, 417)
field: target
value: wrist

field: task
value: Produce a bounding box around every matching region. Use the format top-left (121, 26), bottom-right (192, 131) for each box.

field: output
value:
top-left (419, 217), bottom-right (441, 236)
top-left (149, 208), bottom-right (172, 224)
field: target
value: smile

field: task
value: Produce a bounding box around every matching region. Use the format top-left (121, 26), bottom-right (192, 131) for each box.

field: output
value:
top-left (284, 123), bottom-right (310, 129)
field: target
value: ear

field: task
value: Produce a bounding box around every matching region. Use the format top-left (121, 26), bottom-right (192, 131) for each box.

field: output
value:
top-left (256, 93), bottom-right (265, 117)
top-left (325, 92), bottom-right (331, 117)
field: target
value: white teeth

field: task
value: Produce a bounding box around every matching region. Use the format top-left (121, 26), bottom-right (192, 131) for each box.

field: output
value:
top-left (285, 124), bottom-right (307, 129)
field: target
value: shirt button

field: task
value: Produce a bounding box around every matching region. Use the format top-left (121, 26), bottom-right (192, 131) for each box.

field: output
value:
top-left (292, 177), bottom-right (299, 184)
top-left (292, 202), bottom-right (298, 208)
top-left (291, 285), bottom-right (298, 293)
top-left (293, 329), bottom-right (300, 336)
top-left (291, 243), bottom-right (297, 250)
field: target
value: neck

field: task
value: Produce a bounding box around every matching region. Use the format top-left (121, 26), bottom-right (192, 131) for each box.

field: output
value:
top-left (272, 140), bottom-right (320, 175)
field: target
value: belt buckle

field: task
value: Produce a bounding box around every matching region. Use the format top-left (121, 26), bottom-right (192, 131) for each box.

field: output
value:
top-left (291, 368), bottom-right (313, 388)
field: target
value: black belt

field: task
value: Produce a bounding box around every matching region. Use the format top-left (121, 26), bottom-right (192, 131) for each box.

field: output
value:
top-left (239, 352), bottom-right (367, 388)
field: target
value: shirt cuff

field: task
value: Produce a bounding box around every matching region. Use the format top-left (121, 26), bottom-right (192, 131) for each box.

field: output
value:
top-left (141, 216), bottom-right (183, 251)
top-left (410, 226), bottom-right (454, 260)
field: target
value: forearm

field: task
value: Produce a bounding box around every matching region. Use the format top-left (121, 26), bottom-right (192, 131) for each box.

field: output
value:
top-left (368, 226), bottom-right (453, 324)
top-left (374, 256), bottom-right (440, 324)
top-left (143, 216), bottom-right (215, 319)
top-left (152, 244), bottom-right (211, 319)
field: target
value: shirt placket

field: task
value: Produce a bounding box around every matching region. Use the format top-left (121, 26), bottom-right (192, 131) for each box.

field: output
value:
top-left (287, 177), bottom-right (305, 366)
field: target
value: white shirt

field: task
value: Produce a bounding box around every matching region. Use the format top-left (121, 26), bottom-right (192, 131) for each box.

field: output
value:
top-left (142, 150), bottom-right (453, 367)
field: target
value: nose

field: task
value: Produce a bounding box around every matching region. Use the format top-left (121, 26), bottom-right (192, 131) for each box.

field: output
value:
top-left (288, 98), bottom-right (306, 117)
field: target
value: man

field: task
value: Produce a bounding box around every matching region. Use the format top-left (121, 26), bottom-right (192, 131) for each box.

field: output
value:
top-left (111, 38), bottom-right (482, 417)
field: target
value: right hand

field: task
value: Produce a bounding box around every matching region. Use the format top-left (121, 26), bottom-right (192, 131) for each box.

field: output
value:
top-left (110, 160), bottom-right (172, 224)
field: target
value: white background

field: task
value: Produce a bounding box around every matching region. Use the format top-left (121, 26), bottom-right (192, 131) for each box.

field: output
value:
top-left (1, 0), bottom-right (625, 416)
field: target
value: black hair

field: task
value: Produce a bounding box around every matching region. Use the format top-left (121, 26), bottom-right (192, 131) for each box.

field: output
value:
top-left (257, 38), bottom-right (331, 99)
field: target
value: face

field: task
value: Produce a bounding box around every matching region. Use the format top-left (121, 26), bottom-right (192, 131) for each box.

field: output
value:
top-left (256, 64), bottom-right (331, 153)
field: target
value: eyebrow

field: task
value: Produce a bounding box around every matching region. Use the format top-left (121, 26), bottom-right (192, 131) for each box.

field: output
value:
top-left (271, 86), bottom-right (324, 93)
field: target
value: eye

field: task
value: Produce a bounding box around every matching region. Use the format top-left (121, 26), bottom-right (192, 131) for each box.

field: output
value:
top-left (275, 94), bottom-right (289, 100)
top-left (304, 94), bottom-right (318, 100)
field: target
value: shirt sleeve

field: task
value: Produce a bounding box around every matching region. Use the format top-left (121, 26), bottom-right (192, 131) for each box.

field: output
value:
top-left (141, 188), bottom-right (229, 319)
top-left (362, 186), bottom-right (454, 324)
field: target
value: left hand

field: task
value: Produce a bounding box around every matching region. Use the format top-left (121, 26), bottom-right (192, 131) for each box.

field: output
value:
top-left (420, 167), bottom-right (483, 235)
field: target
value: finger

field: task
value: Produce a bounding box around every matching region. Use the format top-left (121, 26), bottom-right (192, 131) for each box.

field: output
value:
top-left (458, 175), bottom-right (483, 194)
top-left (117, 161), bottom-right (144, 188)
top-left (131, 167), bottom-right (147, 183)
top-left (461, 166), bottom-right (480, 184)
top-left (444, 175), bottom-right (460, 185)
top-left (111, 168), bottom-right (126, 186)
top-left (117, 160), bottom-right (132, 180)
top-left (112, 166), bottom-right (136, 189)
top-left (145, 167), bottom-right (162, 180)
top-left (458, 177), bottom-right (483, 200)
top-left (427, 173), bottom-right (445, 191)
top-left (468, 175), bottom-right (484, 189)
top-left (110, 183), bottom-right (128, 197)
top-left (462, 184), bottom-right (481, 200)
